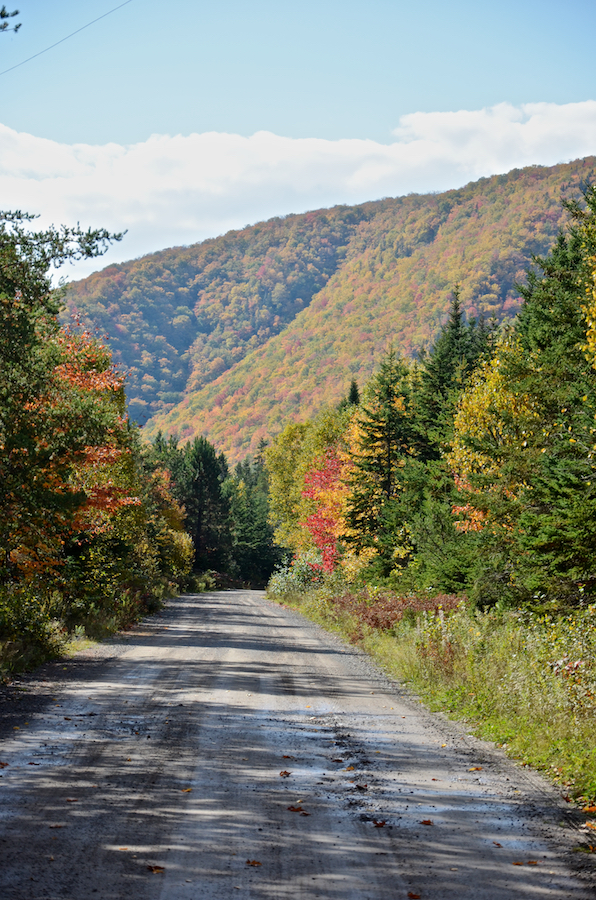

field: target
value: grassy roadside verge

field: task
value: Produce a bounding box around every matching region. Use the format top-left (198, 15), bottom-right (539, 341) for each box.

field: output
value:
top-left (269, 585), bottom-right (596, 807)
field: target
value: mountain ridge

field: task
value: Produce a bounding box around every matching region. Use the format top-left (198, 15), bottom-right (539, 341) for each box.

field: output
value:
top-left (62, 156), bottom-right (596, 461)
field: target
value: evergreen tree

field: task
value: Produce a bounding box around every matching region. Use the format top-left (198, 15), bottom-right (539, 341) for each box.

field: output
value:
top-left (417, 288), bottom-right (493, 443)
top-left (338, 378), bottom-right (360, 411)
top-left (451, 187), bottom-right (596, 606)
top-left (346, 349), bottom-right (418, 570)
top-left (225, 452), bottom-right (283, 585)
top-left (348, 378), bottom-right (360, 405)
top-left (148, 434), bottom-right (232, 573)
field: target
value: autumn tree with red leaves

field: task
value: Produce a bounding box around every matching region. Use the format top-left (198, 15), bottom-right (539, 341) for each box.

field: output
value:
top-left (0, 212), bottom-right (192, 669)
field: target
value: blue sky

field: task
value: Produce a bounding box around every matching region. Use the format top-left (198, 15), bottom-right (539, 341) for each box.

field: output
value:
top-left (1, 0), bottom-right (595, 277)
top-left (2, 0), bottom-right (595, 144)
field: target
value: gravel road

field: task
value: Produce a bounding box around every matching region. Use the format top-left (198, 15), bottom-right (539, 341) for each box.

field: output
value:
top-left (0, 590), bottom-right (594, 899)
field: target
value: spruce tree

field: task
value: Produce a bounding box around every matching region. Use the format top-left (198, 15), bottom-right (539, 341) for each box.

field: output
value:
top-left (346, 349), bottom-right (417, 569)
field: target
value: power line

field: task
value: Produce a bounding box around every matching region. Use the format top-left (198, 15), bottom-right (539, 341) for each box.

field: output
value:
top-left (0, 0), bottom-right (134, 77)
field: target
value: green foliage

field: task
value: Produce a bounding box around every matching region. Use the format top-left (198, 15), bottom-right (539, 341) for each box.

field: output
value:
top-left (147, 434), bottom-right (283, 585)
top-left (346, 349), bottom-right (417, 569)
top-left (0, 7), bottom-right (20, 33)
top-left (0, 212), bottom-right (192, 673)
top-left (452, 186), bottom-right (596, 607)
top-left (147, 433), bottom-right (232, 572)
top-left (224, 450), bottom-right (284, 586)
top-left (267, 550), bottom-right (325, 597)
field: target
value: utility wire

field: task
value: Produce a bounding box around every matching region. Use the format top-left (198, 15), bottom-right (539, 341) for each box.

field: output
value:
top-left (0, 0), bottom-right (134, 77)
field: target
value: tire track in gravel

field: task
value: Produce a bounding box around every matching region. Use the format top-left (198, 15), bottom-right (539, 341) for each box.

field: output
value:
top-left (0, 590), bottom-right (593, 899)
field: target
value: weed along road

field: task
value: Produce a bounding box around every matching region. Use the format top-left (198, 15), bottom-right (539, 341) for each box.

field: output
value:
top-left (0, 591), bottom-right (593, 899)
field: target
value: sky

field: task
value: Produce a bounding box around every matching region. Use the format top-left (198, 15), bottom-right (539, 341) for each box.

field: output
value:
top-left (1, 0), bottom-right (596, 279)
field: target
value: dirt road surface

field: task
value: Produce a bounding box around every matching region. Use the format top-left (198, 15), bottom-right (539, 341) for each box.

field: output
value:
top-left (0, 590), bottom-right (594, 899)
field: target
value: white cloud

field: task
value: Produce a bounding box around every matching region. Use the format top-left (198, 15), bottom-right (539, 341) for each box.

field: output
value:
top-left (0, 100), bottom-right (595, 281)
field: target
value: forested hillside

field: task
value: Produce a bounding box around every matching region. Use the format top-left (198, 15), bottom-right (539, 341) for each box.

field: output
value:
top-left (63, 157), bottom-right (596, 460)
top-left (62, 205), bottom-right (375, 424)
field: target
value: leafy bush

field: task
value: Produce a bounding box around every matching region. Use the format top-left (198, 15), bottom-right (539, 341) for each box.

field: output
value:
top-left (0, 587), bottom-right (66, 674)
top-left (268, 551), bottom-right (325, 596)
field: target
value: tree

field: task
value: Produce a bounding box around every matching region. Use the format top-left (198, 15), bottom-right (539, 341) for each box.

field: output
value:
top-left (346, 348), bottom-right (418, 570)
top-left (0, 7), bottom-right (20, 33)
top-left (450, 187), bottom-right (596, 607)
top-left (301, 447), bottom-right (352, 572)
top-left (0, 213), bottom-right (124, 580)
top-left (148, 434), bottom-right (232, 573)
top-left (225, 451), bottom-right (283, 585)
top-left (416, 288), bottom-right (494, 444)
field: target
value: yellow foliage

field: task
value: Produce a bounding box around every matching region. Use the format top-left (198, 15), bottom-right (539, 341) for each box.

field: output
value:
top-left (449, 336), bottom-right (540, 530)
top-left (582, 255), bottom-right (596, 370)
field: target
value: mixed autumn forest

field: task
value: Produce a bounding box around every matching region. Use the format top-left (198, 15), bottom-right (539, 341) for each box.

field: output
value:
top-left (63, 157), bottom-right (596, 461)
top-left (3, 157), bottom-right (596, 802)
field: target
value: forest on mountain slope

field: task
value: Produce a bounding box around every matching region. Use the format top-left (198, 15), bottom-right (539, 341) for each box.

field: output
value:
top-left (62, 205), bottom-right (375, 425)
top-left (63, 157), bottom-right (596, 461)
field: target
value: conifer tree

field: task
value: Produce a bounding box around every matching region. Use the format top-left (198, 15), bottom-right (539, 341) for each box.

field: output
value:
top-left (148, 434), bottom-right (232, 573)
top-left (348, 378), bottom-right (360, 405)
top-left (225, 453), bottom-right (283, 585)
top-left (451, 187), bottom-right (596, 606)
top-left (346, 349), bottom-right (417, 568)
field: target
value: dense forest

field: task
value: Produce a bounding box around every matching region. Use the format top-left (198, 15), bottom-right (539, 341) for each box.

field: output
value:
top-left (259, 186), bottom-right (596, 802)
top-left (0, 213), bottom-right (282, 673)
top-left (63, 157), bottom-right (596, 461)
top-left (4, 164), bottom-right (596, 803)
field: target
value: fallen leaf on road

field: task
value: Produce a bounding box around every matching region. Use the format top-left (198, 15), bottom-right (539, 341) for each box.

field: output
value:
top-left (282, 755), bottom-right (295, 760)
top-left (65, 798), bottom-right (78, 803)
top-left (585, 822), bottom-right (596, 831)
top-left (527, 861), bottom-right (538, 865)
top-left (147, 865), bottom-right (165, 873)
top-left (431, 778), bottom-right (438, 781)
top-left (373, 820), bottom-right (386, 827)
top-left (408, 893), bottom-right (421, 899)
top-left (64, 717), bottom-right (71, 721)
top-left (305, 706), bottom-right (311, 708)
top-left (28, 762), bottom-right (40, 765)
top-left (246, 860), bottom-right (262, 866)
top-left (355, 784), bottom-right (368, 791)
top-left (331, 758), bottom-right (344, 763)
top-left (300, 811), bottom-right (310, 816)
top-left (344, 765), bottom-right (355, 771)
top-left (420, 820), bottom-right (433, 826)
top-left (287, 806), bottom-right (304, 812)
top-left (441, 744), bottom-right (447, 748)
top-left (279, 770), bottom-right (291, 777)
top-left (582, 806), bottom-right (596, 813)
top-left (119, 847), bottom-right (128, 850)
top-left (512, 862), bottom-right (524, 866)
top-left (493, 842), bottom-right (502, 847)
top-left (48, 825), bottom-right (64, 829)
top-left (0, 762), bottom-right (8, 768)
top-left (181, 788), bottom-right (192, 792)
top-left (469, 766), bottom-right (482, 771)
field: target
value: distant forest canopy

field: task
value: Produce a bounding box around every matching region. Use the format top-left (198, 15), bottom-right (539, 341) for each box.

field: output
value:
top-left (62, 157), bottom-right (596, 462)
